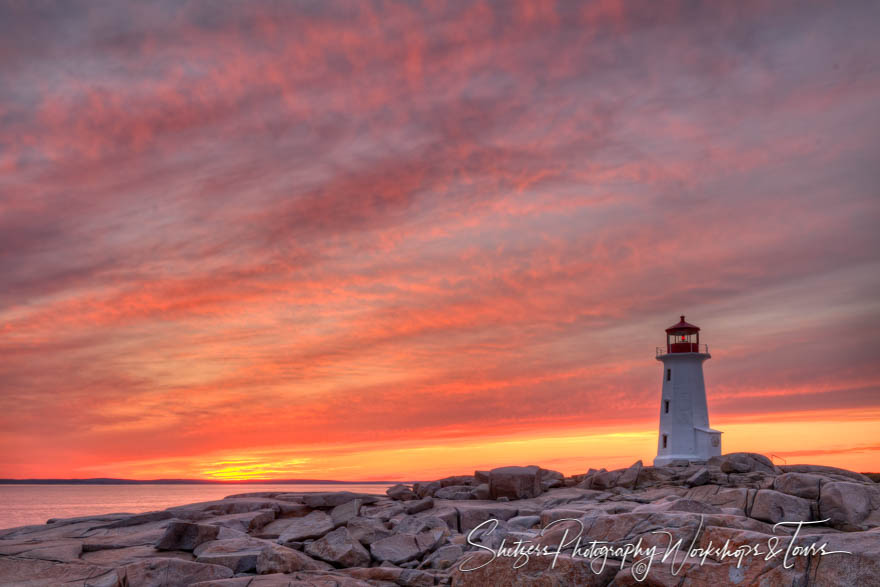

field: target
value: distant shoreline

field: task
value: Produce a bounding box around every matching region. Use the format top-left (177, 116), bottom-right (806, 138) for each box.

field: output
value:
top-left (0, 479), bottom-right (409, 485)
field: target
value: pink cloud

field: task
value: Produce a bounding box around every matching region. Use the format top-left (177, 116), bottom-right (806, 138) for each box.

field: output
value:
top-left (0, 0), bottom-right (878, 478)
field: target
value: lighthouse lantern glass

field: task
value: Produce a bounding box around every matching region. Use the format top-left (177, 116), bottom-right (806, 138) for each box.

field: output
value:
top-left (667, 329), bottom-right (699, 353)
top-left (668, 332), bottom-right (695, 345)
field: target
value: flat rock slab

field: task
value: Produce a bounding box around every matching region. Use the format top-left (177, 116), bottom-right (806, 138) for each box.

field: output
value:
top-left (540, 508), bottom-right (593, 526)
top-left (434, 485), bottom-right (473, 500)
top-left (91, 511), bottom-right (175, 529)
top-left (781, 464), bottom-right (874, 483)
top-left (330, 498), bottom-right (363, 527)
top-left (82, 525), bottom-right (168, 552)
top-left (632, 498), bottom-right (721, 515)
top-left (819, 481), bottom-right (880, 530)
top-left (82, 544), bottom-right (193, 567)
top-left (452, 551), bottom-right (620, 586)
top-left (193, 537), bottom-right (268, 556)
top-left (0, 538), bottom-right (84, 563)
top-left (255, 517), bottom-right (312, 539)
top-left (193, 537), bottom-right (270, 573)
top-left (205, 509), bottom-right (276, 533)
top-left (0, 557), bottom-right (119, 586)
top-left (455, 504), bottom-right (518, 532)
top-left (300, 492), bottom-right (380, 509)
top-left (345, 516), bottom-right (394, 545)
top-left (507, 515), bottom-right (541, 529)
top-left (0, 520), bottom-right (108, 542)
top-left (344, 565), bottom-right (438, 586)
top-left (422, 543), bottom-right (464, 570)
top-left (360, 501), bottom-right (405, 522)
top-left (19, 542), bottom-right (85, 564)
top-left (277, 510), bottom-right (335, 544)
top-left (687, 467), bottom-right (710, 487)
top-left (488, 466), bottom-right (543, 500)
top-left (750, 489), bottom-right (812, 524)
top-left (191, 571), bottom-right (375, 587)
top-left (256, 543), bottom-right (333, 574)
top-left (370, 533), bottom-right (422, 564)
top-left (617, 460), bottom-right (643, 489)
top-left (304, 527), bottom-right (371, 568)
top-left (393, 515), bottom-right (448, 535)
top-left (195, 551), bottom-right (259, 574)
top-left (805, 531), bottom-right (880, 584)
top-left (156, 521), bottom-right (220, 551)
top-left (45, 513), bottom-right (133, 526)
top-left (686, 485), bottom-right (752, 513)
top-left (121, 558), bottom-right (233, 586)
top-left (167, 498), bottom-right (293, 523)
top-left (772, 472), bottom-right (825, 500)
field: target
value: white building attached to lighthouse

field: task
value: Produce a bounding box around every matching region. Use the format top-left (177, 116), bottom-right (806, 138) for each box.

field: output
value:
top-left (654, 316), bottom-right (722, 466)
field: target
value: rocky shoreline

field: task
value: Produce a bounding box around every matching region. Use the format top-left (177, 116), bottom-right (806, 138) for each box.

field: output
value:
top-left (1, 453), bottom-right (878, 586)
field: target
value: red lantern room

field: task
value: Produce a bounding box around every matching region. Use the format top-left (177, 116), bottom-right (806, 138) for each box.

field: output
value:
top-left (666, 315), bottom-right (700, 353)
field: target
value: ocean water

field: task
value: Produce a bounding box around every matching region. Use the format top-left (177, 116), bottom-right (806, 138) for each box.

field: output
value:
top-left (0, 484), bottom-right (393, 530)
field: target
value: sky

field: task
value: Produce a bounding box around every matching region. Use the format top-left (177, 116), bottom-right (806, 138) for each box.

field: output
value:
top-left (1, 0), bottom-right (878, 481)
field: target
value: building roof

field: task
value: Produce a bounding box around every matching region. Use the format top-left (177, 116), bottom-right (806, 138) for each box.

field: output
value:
top-left (666, 315), bottom-right (700, 333)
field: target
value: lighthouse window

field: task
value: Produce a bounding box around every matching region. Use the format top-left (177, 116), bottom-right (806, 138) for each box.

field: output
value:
top-left (664, 400), bottom-right (670, 413)
top-left (662, 434), bottom-right (668, 449)
top-left (666, 368), bottom-right (671, 381)
top-left (670, 333), bottom-right (695, 345)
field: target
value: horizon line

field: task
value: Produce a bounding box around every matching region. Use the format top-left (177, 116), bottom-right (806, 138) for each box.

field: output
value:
top-left (0, 477), bottom-right (411, 485)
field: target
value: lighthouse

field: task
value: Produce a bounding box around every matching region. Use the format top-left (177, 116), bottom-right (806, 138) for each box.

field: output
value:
top-left (654, 316), bottom-right (722, 466)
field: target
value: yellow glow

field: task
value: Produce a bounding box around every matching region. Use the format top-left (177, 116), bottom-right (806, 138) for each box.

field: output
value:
top-left (199, 458), bottom-right (311, 480)
top-left (75, 408), bottom-right (880, 481)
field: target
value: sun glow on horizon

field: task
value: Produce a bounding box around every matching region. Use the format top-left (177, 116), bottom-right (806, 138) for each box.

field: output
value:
top-left (198, 457), bottom-right (312, 481)
top-left (56, 408), bottom-right (880, 482)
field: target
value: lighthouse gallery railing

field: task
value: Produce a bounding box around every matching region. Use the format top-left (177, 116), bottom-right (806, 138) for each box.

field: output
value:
top-left (656, 343), bottom-right (709, 357)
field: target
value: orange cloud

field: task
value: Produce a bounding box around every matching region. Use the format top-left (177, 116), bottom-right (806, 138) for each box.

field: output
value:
top-left (1, 1), bottom-right (878, 480)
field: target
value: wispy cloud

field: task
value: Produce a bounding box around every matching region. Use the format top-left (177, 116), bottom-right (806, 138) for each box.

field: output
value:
top-left (1, 0), bottom-right (878, 478)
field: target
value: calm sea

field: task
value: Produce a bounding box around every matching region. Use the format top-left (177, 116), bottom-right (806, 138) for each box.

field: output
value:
top-left (0, 484), bottom-right (393, 530)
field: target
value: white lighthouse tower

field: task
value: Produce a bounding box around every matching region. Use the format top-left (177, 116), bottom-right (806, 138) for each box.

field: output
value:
top-left (654, 316), bottom-right (722, 466)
